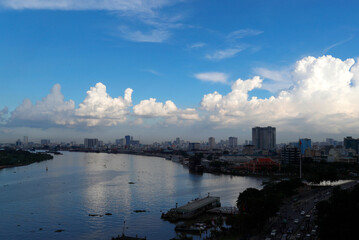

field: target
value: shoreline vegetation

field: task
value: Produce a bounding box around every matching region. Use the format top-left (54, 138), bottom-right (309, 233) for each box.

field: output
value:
top-left (0, 149), bottom-right (53, 170)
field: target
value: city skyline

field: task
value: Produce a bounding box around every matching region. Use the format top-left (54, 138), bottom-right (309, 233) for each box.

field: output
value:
top-left (1, 1), bottom-right (359, 142)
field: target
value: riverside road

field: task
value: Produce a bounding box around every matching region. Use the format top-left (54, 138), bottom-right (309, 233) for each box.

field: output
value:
top-left (261, 180), bottom-right (359, 240)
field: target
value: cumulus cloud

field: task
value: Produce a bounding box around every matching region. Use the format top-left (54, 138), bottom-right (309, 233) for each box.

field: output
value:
top-left (10, 84), bottom-right (76, 127)
top-left (76, 83), bottom-right (133, 126)
top-left (195, 72), bottom-right (229, 84)
top-left (5, 55), bottom-right (359, 137)
top-left (0, 107), bottom-right (8, 123)
top-left (133, 98), bottom-right (199, 124)
top-left (8, 82), bottom-right (133, 128)
top-left (254, 67), bottom-right (292, 92)
top-left (201, 55), bottom-right (359, 135)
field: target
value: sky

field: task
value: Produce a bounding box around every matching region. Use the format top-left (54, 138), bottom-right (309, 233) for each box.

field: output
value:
top-left (1, 0), bottom-right (359, 144)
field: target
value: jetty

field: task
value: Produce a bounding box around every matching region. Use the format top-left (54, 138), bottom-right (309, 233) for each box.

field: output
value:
top-left (162, 195), bottom-right (221, 221)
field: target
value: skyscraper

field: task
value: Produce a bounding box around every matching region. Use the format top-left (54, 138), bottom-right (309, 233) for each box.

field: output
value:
top-left (299, 138), bottom-right (311, 154)
top-left (84, 138), bottom-right (98, 149)
top-left (209, 137), bottom-right (215, 149)
top-left (344, 136), bottom-right (359, 153)
top-left (23, 136), bottom-right (28, 147)
top-left (228, 137), bottom-right (238, 148)
top-left (125, 135), bottom-right (131, 146)
top-left (252, 126), bottom-right (276, 150)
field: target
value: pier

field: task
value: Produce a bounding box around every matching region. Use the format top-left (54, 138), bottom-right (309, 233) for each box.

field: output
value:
top-left (162, 196), bottom-right (221, 221)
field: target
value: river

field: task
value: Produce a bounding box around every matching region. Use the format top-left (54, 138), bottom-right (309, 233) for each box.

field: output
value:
top-left (0, 151), bottom-right (264, 240)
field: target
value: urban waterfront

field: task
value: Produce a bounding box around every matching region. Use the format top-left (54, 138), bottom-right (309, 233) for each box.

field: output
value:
top-left (0, 151), bottom-right (264, 240)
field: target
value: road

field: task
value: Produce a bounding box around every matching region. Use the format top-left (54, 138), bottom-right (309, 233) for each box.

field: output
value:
top-left (262, 180), bottom-right (358, 240)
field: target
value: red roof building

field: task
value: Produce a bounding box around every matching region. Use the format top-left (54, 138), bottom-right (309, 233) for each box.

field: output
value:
top-left (236, 157), bottom-right (280, 173)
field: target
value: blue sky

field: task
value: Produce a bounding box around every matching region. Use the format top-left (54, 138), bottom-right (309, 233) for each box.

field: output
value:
top-left (1, 0), bottom-right (359, 143)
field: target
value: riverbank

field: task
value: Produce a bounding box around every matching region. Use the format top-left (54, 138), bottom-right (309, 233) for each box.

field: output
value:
top-left (0, 149), bottom-right (53, 170)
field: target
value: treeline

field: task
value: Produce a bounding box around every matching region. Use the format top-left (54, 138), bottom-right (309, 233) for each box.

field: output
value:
top-left (226, 178), bottom-right (303, 235)
top-left (317, 184), bottom-right (359, 240)
top-left (282, 162), bottom-right (359, 184)
top-left (0, 149), bottom-right (53, 166)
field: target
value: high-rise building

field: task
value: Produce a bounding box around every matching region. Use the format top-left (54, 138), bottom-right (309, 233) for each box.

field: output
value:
top-left (41, 139), bottom-right (50, 145)
top-left (252, 126), bottom-right (276, 150)
top-left (16, 139), bottom-right (22, 147)
top-left (84, 138), bottom-right (98, 149)
top-left (125, 135), bottom-right (131, 146)
top-left (281, 145), bottom-right (300, 164)
top-left (115, 138), bottom-right (125, 146)
top-left (23, 136), bottom-right (28, 147)
top-left (228, 137), bottom-right (238, 148)
top-left (299, 138), bottom-right (311, 154)
top-left (189, 142), bottom-right (200, 150)
top-left (209, 137), bottom-right (215, 149)
top-left (344, 136), bottom-right (359, 153)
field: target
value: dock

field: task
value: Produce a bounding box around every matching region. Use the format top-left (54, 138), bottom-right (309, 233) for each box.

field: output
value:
top-left (162, 196), bottom-right (221, 221)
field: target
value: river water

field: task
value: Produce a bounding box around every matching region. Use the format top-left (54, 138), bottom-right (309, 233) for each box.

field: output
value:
top-left (0, 151), bottom-right (264, 240)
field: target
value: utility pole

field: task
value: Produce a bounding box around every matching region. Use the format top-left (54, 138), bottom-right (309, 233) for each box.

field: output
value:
top-left (299, 139), bottom-right (302, 179)
top-left (300, 155), bottom-right (302, 179)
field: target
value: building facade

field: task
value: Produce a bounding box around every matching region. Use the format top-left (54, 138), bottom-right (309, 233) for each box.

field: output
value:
top-left (299, 138), bottom-right (311, 154)
top-left (281, 145), bottom-right (300, 164)
top-left (252, 126), bottom-right (276, 150)
top-left (84, 138), bottom-right (99, 149)
top-left (209, 137), bottom-right (215, 149)
top-left (344, 136), bottom-right (359, 154)
top-left (125, 135), bottom-right (131, 146)
top-left (228, 137), bottom-right (238, 149)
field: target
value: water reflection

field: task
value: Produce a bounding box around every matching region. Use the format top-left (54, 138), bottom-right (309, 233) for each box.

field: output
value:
top-left (0, 152), bottom-right (263, 240)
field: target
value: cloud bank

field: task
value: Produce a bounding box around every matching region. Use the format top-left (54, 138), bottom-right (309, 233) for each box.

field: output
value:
top-left (2, 55), bottom-right (359, 137)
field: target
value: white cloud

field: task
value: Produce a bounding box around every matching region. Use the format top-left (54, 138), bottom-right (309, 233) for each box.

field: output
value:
top-left (8, 82), bottom-right (133, 128)
top-left (0, 107), bottom-right (8, 123)
top-left (1, 0), bottom-right (183, 43)
top-left (76, 82), bottom-right (133, 126)
top-left (6, 55), bottom-right (359, 138)
top-left (323, 36), bottom-right (353, 53)
top-left (143, 69), bottom-right (161, 76)
top-left (205, 47), bottom-right (244, 60)
top-left (188, 42), bottom-right (206, 49)
top-left (201, 55), bottom-right (359, 135)
top-left (227, 29), bottom-right (263, 40)
top-left (118, 26), bottom-right (170, 43)
top-left (0, 0), bottom-right (172, 11)
top-left (254, 67), bottom-right (292, 92)
top-left (133, 98), bottom-right (199, 123)
top-left (195, 72), bottom-right (229, 84)
top-left (133, 98), bottom-right (176, 117)
top-left (10, 84), bottom-right (76, 127)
